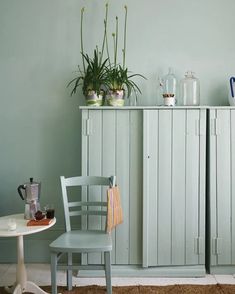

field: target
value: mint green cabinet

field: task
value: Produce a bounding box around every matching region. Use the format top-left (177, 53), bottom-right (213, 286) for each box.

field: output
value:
top-left (208, 108), bottom-right (235, 274)
top-left (81, 107), bottom-right (206, 276)
top-left (143, 109), bottom-right (206, 270)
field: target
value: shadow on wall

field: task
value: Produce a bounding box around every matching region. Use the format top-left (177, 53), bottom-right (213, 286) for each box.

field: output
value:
top-left (208, 83), bottom-right (229, 106)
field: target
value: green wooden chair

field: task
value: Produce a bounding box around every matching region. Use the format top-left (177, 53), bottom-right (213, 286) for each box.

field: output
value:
top-left (49, 175), bottom-right (115, 294)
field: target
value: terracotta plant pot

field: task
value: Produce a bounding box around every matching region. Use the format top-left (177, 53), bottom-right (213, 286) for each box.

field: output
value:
top-left (106, 89), bottom-right (125, 107)
top-left (86, 90), bottom-right (105, 106)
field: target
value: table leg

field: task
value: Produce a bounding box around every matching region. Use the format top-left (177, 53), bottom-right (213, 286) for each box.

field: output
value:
top-left (16, 235), bottom-right (27, 290)
top-left (5, 235), bottom-right (49, 294)
top-left (4, 234), bottom-right (26, 294)
top-left (24, 281), bottom-right (49, 294)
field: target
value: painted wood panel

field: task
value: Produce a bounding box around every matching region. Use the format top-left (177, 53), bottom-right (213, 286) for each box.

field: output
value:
top-left (143, 109), bottom-right (205, 267)
top-left (171, 110), bottom-right (186, 265)
top-left (231, 110), bottom-right (235, 264)
top-left (81, 109), bottom-right (89, 265)
top-left (209, 108), bottom-right (235, 269)
top-left (87, 110), bottom-right (102, 264)
top-left (102, 110), bottom-right (116, 264)
top-left (208, 109), bottom-right (217, 266)
top-left (216, 109), bottom-right (231, 265)
top-left (143, 110), bottom-right (159, 267)
top-left (129, 110), bottom-right (142, 264)
top-left (158, 110), bottom-right (172, 265)
top-left (185, 110), bottom-right (199, 265)
top-left (115, 111), bottom-right (130, 264)
top-left (199, 109), bottom-right (206, 265)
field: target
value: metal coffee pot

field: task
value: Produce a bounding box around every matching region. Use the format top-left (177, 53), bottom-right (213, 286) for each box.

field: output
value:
top-left (17, 177), bottom-right (41, 220)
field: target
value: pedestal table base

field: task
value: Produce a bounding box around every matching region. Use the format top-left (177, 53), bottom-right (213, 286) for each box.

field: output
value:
top-left (5, 235), bottom-right (49, 294)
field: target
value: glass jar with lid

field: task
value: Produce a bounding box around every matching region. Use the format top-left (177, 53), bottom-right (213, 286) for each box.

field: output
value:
top-left (180, 71), bottom-right (200, 106)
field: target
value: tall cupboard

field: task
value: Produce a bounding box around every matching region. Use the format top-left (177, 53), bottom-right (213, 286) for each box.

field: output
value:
top-left (208, 108), bottom-right (235, 274)
top-left (81, 107), bottom-right (206, 276)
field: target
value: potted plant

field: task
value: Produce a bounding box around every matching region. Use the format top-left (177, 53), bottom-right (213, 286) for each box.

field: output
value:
top-left (67, 6), bottom-right (109, 106)
top-left (67, 4), bottom-right (146, 107)
top-left (105, 6), bottom-right (146, 107)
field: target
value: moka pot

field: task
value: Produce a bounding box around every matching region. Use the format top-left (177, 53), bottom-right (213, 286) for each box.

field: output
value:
top-left (17, 177), bottom-right (41, 219)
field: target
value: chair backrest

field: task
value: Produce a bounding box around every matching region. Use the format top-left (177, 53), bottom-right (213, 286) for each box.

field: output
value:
top-left (60, 175), bottom-right (116, 232)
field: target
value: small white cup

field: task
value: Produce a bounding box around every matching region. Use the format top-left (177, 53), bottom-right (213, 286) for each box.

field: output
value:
top-left (7, 218), bottom-right (16, 231)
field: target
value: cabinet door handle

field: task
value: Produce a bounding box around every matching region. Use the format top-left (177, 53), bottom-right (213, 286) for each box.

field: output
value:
top-left (83, 118), bottom-right (92, 136)
top-left (212, 238), bottom-right (217, 255)
top-left (212, 237), bottom-right (222, 255)
top-left (210, 118), bottom-right (220, 136)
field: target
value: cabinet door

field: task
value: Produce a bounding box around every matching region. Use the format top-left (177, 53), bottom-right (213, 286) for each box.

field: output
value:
top-left (209, 109), bottom-right (235, 266)
top-left (81, 109), bottom-right (142, 265)
top-left (143, 109), bottom-right (206, 267)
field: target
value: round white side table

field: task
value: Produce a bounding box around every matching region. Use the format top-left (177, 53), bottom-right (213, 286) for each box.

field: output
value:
top-left (0, 213), bottom-right (56, 294)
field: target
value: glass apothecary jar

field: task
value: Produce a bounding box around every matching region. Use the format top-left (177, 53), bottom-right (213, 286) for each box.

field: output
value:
top-left (180, 71), bottom-right (200, 106)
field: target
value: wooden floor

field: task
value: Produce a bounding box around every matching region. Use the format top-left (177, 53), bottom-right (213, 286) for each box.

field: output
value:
top-left (1, 264), bottom-right (235, 287)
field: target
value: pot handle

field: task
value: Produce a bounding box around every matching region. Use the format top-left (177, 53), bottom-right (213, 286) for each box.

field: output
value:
top-left (17, 185), bottom-right (25, 200)
top-left (230, 77), bottom-right (235, 98)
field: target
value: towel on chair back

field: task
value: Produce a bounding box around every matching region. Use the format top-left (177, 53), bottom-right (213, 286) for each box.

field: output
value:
top-left (106, 186), bottom-right (123, 233)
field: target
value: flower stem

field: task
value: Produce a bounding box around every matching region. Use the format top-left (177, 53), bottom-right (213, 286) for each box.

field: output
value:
top-left (114, 16), bottom-right (118, 66)
top-left (106, 27), bottom-right (111, 67)
top-left (112, 33), bottom-right (116, 66)
top-left (80, 7), bottom-right (85, 73)
top-left (123, 5), bottom-right (127, 69)
top-left (100, 3), bottom-right (108, 66)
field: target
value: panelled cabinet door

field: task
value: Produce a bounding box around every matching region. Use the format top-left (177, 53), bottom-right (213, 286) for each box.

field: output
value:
top-left (209, 109), bottom-right (235, 268)
top-left (81, 109), bottom-right (143, 265)
top-left (143, 109), bottom-right (206, 268)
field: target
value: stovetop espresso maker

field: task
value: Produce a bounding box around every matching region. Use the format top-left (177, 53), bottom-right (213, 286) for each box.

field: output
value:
top-left (17, 177), bottom-right (41, 219)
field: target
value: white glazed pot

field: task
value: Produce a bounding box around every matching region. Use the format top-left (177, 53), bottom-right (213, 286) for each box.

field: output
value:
top-left (86, 90), bottom-right (104, 106)
top-left (106, 89), bottom-right (125, 107)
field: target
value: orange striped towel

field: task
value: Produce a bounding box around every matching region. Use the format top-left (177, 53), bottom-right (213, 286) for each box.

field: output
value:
top-left (106, 186), bottom-right (123, 233)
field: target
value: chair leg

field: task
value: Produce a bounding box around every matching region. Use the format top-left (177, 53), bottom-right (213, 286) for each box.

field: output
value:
top-left (67, 252), bottom-right (73, 290)
top-left (104, 251), bottom-right (112, 294)
top-left (51, 252), bottom-right (58, 294)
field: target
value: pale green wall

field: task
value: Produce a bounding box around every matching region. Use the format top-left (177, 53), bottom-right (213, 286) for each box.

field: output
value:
top-left (0, 0), bottom-right (234, 262)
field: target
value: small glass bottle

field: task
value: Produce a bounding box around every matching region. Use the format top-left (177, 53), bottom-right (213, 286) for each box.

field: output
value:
top-left (180, 71), bottom-right (200, 106)
top-left (160, 67), bottom-right (177, 106)
top-left (163, 68), bottom-right (177, 96)
top-left (129, 91), bottom-right (137, 106)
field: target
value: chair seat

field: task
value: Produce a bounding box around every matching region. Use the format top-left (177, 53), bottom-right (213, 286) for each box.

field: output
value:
top-left (50, 230), bottom-right (112, 253)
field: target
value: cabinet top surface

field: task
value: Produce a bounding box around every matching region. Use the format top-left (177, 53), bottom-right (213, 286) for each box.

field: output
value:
top-left (80, 106), bottom-right (235, 110)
